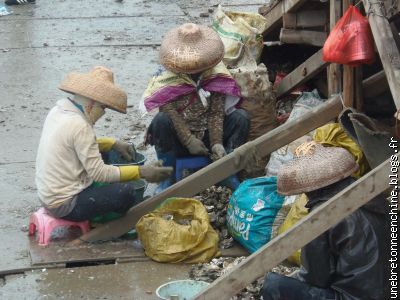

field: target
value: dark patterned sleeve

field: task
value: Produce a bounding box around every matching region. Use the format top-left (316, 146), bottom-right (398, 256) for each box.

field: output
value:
top-left (159, 102), bottom-right (192, 146)
top-left (207, 93), bottom-right (224, 147)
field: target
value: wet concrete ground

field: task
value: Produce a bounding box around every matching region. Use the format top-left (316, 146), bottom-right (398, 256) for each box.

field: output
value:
top-left (0, 0), bottom-right (263, 298)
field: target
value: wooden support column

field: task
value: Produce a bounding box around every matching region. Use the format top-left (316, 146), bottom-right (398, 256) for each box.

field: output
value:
top-left (277, 49), bottom-right (330, 98)
top-left (328, 0), bottom-right (342, 96)
top-left (74, 96), bottom-right (343, 243)
top-left (362, 0), bottom-right (400, 110)
top-left (354, 67), bottom-right (364, 111)
top-left (194, 159), bottom-right (390, 299)
top-left (343, 0), bottom-right (357, 107)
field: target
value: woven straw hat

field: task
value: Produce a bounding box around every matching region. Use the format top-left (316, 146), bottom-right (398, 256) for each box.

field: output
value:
top-left (59, 66), bottom-right (128, 113)
top-left (159, 23), bottom-right (224, 74)
top-left (277, 142), bottom-right (359, 196)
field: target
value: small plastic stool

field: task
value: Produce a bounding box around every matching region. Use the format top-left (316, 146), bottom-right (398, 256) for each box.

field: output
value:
top-left (29, 208), bottom-right (90, 246)
top-left (175, 156), bottom-right (210, 181)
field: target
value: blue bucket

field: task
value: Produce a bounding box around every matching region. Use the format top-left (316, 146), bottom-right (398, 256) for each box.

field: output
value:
top-left (156, 280), bottom-right (209, 300)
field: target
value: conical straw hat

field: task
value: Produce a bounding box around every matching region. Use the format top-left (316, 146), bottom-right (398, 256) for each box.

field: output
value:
top-left (159, 23), bottom-right (225, 74)
top-left (59, 66), bottom-right (127, 113)
top-left (277, 142), bottom-right (359, 196)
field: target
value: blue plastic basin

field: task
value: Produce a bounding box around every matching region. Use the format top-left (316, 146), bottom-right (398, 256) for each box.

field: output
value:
top-left (156, 279), bottom-right (209, 300)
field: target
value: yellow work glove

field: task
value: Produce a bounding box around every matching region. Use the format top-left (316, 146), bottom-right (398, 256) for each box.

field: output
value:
top-left (97, 137), bottom-right (116, 152)
top-left (119, 165), bottom-right (140, 182)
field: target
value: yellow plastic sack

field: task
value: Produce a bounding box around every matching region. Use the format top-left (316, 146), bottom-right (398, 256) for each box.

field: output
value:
top-left (313, 123), bottom-right (369, 178)
top-left (213, 5), bottom-right (267, 66)
top-left (136, 198), bottom-right (220, 263)
top-left (277, 194), bottom-right (309, 266)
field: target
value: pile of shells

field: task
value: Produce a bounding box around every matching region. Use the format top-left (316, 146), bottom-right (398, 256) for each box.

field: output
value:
top-left (189, 257), bottom-right (262, 299)
top-left (189, 256), bottom-right (300, 300)
top-left (195, 186), bottom-right (234, 249)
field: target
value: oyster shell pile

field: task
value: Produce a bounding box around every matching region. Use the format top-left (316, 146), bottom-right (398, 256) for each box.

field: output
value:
top-left (195, 186), bottom-right (234, 249)
top-left (189, 256), bottom-right (300, 299)
top-left (189, 257), bottom-right (263, 299)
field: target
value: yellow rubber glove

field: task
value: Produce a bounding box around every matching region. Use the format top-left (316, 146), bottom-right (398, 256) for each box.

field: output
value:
top-left (97, 137), bottom-right (116, 152)
top-left (119, 165), bottom-right (140, 182)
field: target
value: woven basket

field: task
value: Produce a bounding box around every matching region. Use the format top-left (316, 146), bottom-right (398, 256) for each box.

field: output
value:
top-left (277, 143), bottom-right (358, 196)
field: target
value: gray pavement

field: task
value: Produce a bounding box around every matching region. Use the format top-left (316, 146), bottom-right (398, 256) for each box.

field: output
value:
top-left (0, 0), bottom-right (266, 298)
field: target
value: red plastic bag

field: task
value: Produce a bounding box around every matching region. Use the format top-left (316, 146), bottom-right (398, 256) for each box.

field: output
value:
top-left (323, 6), bottom-right (375, 66)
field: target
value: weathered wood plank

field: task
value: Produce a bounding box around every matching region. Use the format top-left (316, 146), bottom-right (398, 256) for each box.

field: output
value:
top-left (194, 159), bottom-right (390, 299)
top-left (362, 70), bottom-right (388, 98)
top-left (276, 49), bottom-right (329, 98)
top-left (283, 10), bottom-right (327, 29)
top-left (280, 28), bottom-right (327, 46)
top-left (74, 96), bottom-right (343, 243)
top-left (328, 0), bottom-right (342, 96)
top-left (363, 0), bottom-right (400, 109)
top-left (262, 0), bottom-right (309, 36)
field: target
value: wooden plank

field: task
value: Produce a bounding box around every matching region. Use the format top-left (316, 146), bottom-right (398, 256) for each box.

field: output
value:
top-left (363, 0), bottom-right (400, 109)
top-left (262, 0), bottom-right (309, 36)
top-left (328, 0), bottom-right (342, 96)
top-left (276, 49), bottom-right (330, 98)
top-left (362, 70), bottom-right (388, 98)
top-left (73, 96), bottom-right (343, 244)
top-left (194, 159), bottom-right (390, 299)
top-left (283, 10), bottom-right (327, 29)
top-left (279, 28), bottom-right (327, 46)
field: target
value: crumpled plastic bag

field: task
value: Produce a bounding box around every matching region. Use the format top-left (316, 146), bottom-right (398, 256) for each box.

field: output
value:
top-left (213, 5), bottom-right (267, 67)
top-left (323, 5), bottom-right (375, 66)
top-left (136, 198), bottom-right (219, 263)
top-left (277, 194), bottom-right (309, 266)
top-left (313, 123), bottom-right (369, 178)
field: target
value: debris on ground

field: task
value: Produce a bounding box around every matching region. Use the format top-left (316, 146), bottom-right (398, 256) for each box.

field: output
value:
top-left (195, 186), bottom-right (234, 249)
top-left (190, 256), bottom-right (299, 299)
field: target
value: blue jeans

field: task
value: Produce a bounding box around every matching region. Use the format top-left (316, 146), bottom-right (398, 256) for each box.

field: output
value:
top-left (262, 273), bottom-right (336, 300)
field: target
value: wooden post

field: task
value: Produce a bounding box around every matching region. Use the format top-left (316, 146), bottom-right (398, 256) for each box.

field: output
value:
top-left (279, 28), bottom-right (327, 46)
top-left (74, 96), bottom-right (343, 243)
top-left (277, 49), bottom-right (330, 98)
top-left (362, 0), bottom-right (400, 110)
top-left (354, 67), bottom-right (364, 111)
top-left (342, 0), bottom-right (354, 107)
top-left (194, 159), bottom-right (390, 299)
top-left (328, 0), bottom-right (342, 96)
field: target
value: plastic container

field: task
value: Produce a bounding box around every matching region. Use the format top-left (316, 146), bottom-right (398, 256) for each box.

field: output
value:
top-left (104, 149), bottom-right (146, 166)
top-left (156, 280), bottom-right (209, 300)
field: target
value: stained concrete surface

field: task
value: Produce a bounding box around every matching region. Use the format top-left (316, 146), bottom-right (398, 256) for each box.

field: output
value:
top-left (0, 0), bottom-right (266, 298)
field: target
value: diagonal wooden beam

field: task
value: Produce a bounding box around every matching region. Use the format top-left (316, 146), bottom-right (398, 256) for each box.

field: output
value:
top-left (276, 49), bottom-right (330, 98)
top-left (73, 96), bottom-right (342, 244)
top-left (363, 0), bottom-right (400, 109)
top-left (194, 158), bottom-right (391, 299)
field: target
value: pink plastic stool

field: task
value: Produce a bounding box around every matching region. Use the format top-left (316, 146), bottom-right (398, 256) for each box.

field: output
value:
top-left (29, 208), bottom-right (90, 246)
